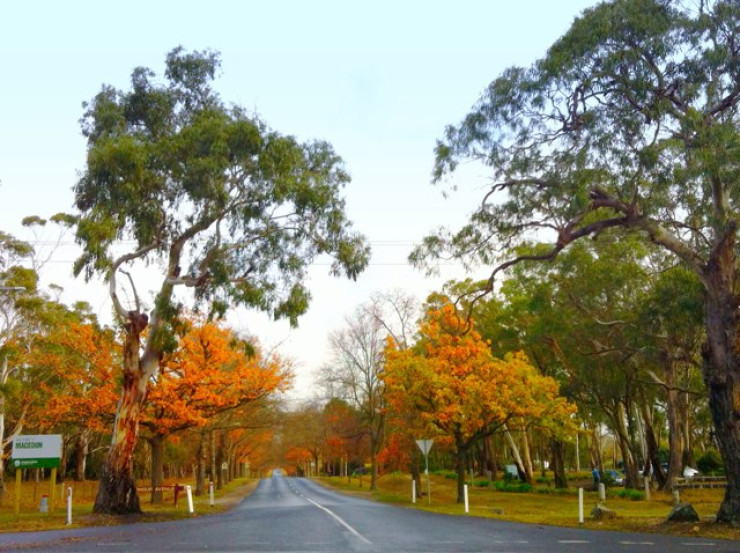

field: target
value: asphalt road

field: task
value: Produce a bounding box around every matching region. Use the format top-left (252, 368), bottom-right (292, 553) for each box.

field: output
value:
top-left (1, 471), bottom-right (739, 552)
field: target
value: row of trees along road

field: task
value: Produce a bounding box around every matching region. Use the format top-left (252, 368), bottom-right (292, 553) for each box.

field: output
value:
top-left (1, 229), bottom-right (291, 502)
top-left (68, 47), bottom-right (369, 514)
top-left (311, 235), bottom-right (714, 501)
top-left (410, 0), bottom-right (740, 524)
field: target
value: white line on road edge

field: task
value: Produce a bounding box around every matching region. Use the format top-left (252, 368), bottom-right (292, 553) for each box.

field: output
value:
top-left (306, 498), bottom-right (372, 544)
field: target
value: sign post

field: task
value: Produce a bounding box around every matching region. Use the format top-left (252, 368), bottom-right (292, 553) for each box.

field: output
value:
top-left (11, 435), bottom-right (62, 516)
top-left (415, 439), bottom-right (434, 505)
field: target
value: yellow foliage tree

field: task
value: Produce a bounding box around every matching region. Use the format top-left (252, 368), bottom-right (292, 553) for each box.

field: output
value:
top-left (383, 300), bottom-right (576, 502)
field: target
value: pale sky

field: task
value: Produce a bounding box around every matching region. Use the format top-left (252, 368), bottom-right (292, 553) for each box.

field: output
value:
top-left (0, 0), bottom-right (598, 400)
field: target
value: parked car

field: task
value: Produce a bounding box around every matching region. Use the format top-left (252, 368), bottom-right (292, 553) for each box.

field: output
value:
top-left (683, 466), bottom-right (700, 478)
top-left (603, 469), bottom-right (624, 486)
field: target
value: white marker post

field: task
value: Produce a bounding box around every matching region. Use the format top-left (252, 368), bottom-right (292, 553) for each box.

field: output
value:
top-left (578, 488), bottom-right (584, 524)
top-left (464, 484), bottom-right (469, 514)
top-left (66, 487), bottom-right (72, 525)
top-left (412, 479), bottom-right (416, 504)
top-left (209, 481), bottom-right (215, 507)
top-left (186, 485), bottom-right (194, 514)
top-left (598, 483), bottom-right (606, 501)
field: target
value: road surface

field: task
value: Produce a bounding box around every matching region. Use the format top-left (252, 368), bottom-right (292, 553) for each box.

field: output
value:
top-left (1, 471), bottom-right (737, 552)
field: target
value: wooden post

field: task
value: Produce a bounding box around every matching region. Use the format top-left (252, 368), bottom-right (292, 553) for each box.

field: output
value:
top-left (14, 469), bottom-right (21, 517)
top-left (50, 468), bottom-right (57, 513)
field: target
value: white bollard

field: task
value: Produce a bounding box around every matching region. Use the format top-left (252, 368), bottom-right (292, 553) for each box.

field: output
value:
top-left (673, 488), bottom-right (680, 506)
top-left (578, 487), bottom-right (584, 524)
top-left (599, 482), bottom-right (606, 501)
top-left (209, 481), bottom-right (215, 507)
top-left (186, 485), bottom-right (194, 514)
top-left (464, 484), bottom-right (469, 514)
top-left (66, 487), bottom-right (73, 525)
top-left (412, 479), bottom-right (416, 504)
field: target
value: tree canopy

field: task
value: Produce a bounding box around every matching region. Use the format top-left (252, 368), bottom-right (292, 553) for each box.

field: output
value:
top-left (73, 47), bottom-right (370, 514)
top-left (412, 0), bottom-right (740, 524)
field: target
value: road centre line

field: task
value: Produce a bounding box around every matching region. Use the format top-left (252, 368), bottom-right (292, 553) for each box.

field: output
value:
top-left (305, 497), bottom-right (372, 545)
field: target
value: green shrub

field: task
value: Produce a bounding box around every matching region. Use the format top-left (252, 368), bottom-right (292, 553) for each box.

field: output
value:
top-left (536, 487), bottom-right (576, 495)
top-left (615, 489), bottom-right (645, 501)
top-left (697, 449), bottom-right (724, 475)
top-left (472, 479), bottom-right (490, 487)
top-left (494, 481), bottom-right (532, 493)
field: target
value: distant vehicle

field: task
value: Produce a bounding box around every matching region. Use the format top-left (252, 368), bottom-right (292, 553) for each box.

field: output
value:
top-left (683, 466), bottom-right (700, 478)
top-left (603, 469), bottom-right (624, 486)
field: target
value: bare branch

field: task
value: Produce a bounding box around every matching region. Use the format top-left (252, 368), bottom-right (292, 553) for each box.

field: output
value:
top-left (109, 241), bottom-right (160, 318)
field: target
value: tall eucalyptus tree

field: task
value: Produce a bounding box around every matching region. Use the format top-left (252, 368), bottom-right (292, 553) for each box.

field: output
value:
top-left (74, 48), bottom-right (369, 514)
top-left (415, 0), bottom-right (740, 523)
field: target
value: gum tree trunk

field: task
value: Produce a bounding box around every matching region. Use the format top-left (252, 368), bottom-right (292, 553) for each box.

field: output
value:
top-left (701, 227), bottom-right (740, 524)
top-left (454, 435), bottom-right (467, 504)
top-left (149, 433), bottom-right (165, 504)
top-left (75, 430), bottom-right (89, 481)
top-left (663, 356), bottom-right (683, 491)
top-left (550, 439), bottom-right (568, 489)
top-left (93, 312), bottom-right (152, 515)
top-left (639, 399), bottom-right (665, 488)
top-left (195, 432), bottom-right (206, 496)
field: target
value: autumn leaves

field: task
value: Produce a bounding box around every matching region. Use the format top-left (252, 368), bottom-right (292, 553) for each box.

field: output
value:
top-left (383, 300), bottom-right (576, 502)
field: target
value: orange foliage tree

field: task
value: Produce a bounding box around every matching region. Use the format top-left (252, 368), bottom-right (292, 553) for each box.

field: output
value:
top-left (284, 447), bottom-right (313, 476)
top-left (142, 318), bottom-right (291, 502)
top-left (383, 300), bottom-right (576, 502)
top-left (29, 315), bottom-right (119, 480)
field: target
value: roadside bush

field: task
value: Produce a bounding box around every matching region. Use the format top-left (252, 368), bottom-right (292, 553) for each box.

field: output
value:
top-left (615, 489), bottom-right (645, 501)
top-left (697, 449), bottom-right (724, 475)
top-left (536, 487), bottom-right (575, 496)
top-left (494, 481), bottom-right (533, 493)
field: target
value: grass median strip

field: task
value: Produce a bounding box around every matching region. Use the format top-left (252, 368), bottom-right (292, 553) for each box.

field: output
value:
top-left (0, 477), bottom-right (258, 533)
top-left (316, 472), bottom-right (740, 541)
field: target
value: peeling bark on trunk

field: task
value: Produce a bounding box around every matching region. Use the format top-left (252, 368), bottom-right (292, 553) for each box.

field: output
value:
top-left (614, 403), bottom-right (639, 488)
top-left (93, 312), bottom-right (151, 515)
top-left (504, 426), bottom-right (529, 483)
top-left (701, 227), bottom-right (740, 524)
top-left (640, 399), bottom-right (666, 488)
top-left (75, 431), bottom-right (89, 481)
top-left (588, 423), bottom-right (602, 471)
top-left (662, 356), bottom-right (684, 491)
top-left (521, 429), bottom-right (535, 484)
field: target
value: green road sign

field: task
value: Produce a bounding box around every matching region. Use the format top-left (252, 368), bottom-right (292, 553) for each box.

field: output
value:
top-left (11, 435), bottom-right (62, 469)
top-left (12, 458), bottom-right (60, 469)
